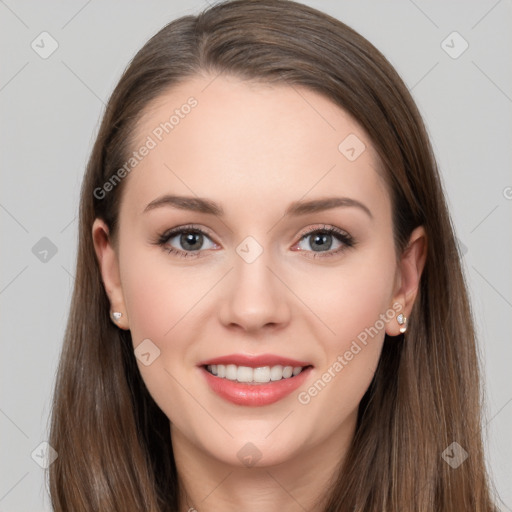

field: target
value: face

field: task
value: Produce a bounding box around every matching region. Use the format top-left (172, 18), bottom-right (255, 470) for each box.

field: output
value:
top-left (93, 74), bottom-right (418, 470)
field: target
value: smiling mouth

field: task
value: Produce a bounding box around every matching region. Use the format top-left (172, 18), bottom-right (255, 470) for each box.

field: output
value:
top-left (203, 364), bottom-right (313, 384)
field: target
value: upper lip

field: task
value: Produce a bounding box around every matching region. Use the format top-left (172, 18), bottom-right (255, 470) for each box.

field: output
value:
top-left (197, 354), bottom-right (313, 368)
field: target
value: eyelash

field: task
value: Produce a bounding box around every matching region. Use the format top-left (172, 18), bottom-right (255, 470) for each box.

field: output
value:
top-left (154, 223), bottom-right (355, 260)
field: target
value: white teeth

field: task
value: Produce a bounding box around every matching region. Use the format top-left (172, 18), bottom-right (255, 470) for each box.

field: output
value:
top-left (253, 366), bottom-right (271, 383)
top-left (282, 366), bottom-right (293, 378)
top-left (270, 365), bottom-right (283, 381)
top-left (225, 364), bottom-right (237, 380)
top-left (206, 364), bottom-right (306, 383)
top-left (237, 365), bottom-right (253, 382)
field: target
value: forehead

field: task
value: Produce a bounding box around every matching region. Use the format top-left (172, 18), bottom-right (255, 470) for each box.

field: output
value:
top-left (121, 74), bottom-right (389, 220)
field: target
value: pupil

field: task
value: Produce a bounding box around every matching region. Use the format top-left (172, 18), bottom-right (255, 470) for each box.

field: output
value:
top-left (312, 233), bottom-right (331, 251)
top-left (181, 232), bottom-right (202, 250)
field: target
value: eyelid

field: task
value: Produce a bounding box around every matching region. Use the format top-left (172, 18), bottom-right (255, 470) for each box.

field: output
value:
top-left (156, 223), bottom-right (216, 242)
top-left (296, 223), bottom-right (350, 239)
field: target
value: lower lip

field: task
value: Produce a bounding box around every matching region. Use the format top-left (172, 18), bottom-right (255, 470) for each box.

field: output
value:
top-left (200, 366), bottom-right (313, 406)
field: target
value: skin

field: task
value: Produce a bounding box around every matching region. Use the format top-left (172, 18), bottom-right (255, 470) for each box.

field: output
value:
top-left (93, 75), bottom-right (426, 512)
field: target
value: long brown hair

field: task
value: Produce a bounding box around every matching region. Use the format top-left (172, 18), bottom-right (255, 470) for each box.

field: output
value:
top-left (48, 1), bottom-right (498, 510)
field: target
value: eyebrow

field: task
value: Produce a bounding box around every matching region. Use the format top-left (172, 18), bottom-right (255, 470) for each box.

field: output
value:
top-left (143, 195), bottom-right (373, 219)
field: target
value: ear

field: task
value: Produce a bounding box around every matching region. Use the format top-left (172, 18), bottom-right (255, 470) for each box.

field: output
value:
top-left (92, 218), bottom-right (130, 330)
top-left (386, 226), bottom-right (427, 336)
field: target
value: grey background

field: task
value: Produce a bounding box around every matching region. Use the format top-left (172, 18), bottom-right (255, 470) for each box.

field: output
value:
top-left (1, 0), bottom-right (511, 510)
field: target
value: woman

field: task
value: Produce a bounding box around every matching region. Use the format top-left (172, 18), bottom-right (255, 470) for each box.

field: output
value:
top-left (48, 0), bottom-right (499, 510)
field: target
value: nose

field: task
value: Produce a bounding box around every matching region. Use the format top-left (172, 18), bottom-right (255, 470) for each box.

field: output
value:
top-left (217, 246), bottom-right (291, 334)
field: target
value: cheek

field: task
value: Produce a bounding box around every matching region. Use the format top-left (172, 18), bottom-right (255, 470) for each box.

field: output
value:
top-left (294, 246), bottom-right (396, 412)
top-left (302, 249), bottom-right (397, 352)
top-left (118, 249), bottom-right (208, 421)
top-left (119, 244), bottom-right (209, 344)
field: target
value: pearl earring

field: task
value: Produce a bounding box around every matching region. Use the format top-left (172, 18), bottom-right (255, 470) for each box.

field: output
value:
top-left (111, 311), bottom-right (122, 322)
top-left (397, 313), bottom-right (407, 334)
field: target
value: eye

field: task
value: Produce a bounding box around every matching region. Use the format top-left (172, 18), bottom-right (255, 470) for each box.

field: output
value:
top-left (155, 224), bottom-right (218, 258)
top-left (292, 224), bottom-right (355, 259)
top-left (153, 223), bottom-right (355, 260)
